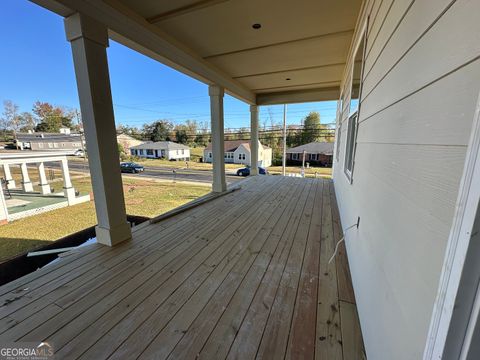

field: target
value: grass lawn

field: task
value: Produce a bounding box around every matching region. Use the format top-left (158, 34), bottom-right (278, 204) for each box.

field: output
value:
top-left (0, 177), bottom-right (209, 262)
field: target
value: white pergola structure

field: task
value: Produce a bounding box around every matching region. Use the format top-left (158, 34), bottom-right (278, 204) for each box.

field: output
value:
top-left (30, 0), bottom-right (361, 247)
top-left (0, 152), bottom-right (77, 223)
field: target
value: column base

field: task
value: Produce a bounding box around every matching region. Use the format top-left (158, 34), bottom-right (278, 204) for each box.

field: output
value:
top-left (63, 186), bottom-right (76, 205)
top-left (5, 180), bottom-right (16, 189)
top-left (212, 182), bottom-right (227, 193)
top-left (22, 181), bottom-right (34, 192)
top-left (39, 183), bottom-right (51, 195)
top-left (95, 222), bottom-right (132, 246)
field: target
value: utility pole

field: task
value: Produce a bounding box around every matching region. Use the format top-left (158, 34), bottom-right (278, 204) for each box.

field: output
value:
top-left (282, 104), bottom-right (287, 176)
top-left (302, 150), bottom-right (306, 178)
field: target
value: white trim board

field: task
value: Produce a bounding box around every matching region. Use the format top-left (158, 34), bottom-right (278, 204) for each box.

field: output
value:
top-left (424, 91), bottom-right (480, 359)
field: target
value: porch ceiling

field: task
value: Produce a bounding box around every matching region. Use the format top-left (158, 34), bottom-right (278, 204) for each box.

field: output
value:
top-left (32, 0), bottom-right (362, 104)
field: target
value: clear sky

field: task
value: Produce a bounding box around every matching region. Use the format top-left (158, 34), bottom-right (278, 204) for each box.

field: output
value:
top-left (0, 0), bottom-right (339, 130)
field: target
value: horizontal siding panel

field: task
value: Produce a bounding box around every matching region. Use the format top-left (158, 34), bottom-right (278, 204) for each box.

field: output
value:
top-left (354, 143), bottom-right (465, 225)
top-left (357, 59), bottom-right (480, 146)
top-left (363, 0), bottom-right (450, 85)
top-left (364, 0), bottom-right (394, 58)
top-left (361, 0), bottom-right (480, 120)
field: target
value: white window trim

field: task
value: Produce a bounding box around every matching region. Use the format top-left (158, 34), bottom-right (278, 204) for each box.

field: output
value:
top-left (343, 18), bottom-right (368, 184)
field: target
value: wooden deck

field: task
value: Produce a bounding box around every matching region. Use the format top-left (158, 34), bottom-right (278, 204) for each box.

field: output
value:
top-left (0, 176), bottom-right (365, 359)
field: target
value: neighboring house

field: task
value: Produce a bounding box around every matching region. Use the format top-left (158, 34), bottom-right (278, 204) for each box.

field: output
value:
top-left (15, 132), bottom-right (84, 152)
top-left (286, 142), bottom-right (334, 167)
top-left (130, 141), bottom-right (190, 160)
top-left (203, 140), bottom-right (272, 167)
top-left (117, 133), bottom-right (143, 153)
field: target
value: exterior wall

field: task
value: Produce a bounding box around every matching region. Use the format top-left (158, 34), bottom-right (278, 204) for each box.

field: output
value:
top-left (31, 141), bottom-right (82, 151)
top-left (167, 148), bottom-right (190, 161)
top-left (203, 143), bottom-right (271, 166)
top-left (131, 148), bottom-right (190, 160)
top-left (333, 1), bottom-right (480, 359)
top-left (234, 144), bottom-right (249, 165)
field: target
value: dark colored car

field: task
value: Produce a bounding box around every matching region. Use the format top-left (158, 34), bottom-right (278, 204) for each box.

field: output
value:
top-left (120, 162), bottom-right (144, 173)
top-left (236, 166), bottom-right (267, 176)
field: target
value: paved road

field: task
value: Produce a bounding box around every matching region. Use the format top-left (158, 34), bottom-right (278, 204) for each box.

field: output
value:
top-left (45, 160), bottom-right (243, 185)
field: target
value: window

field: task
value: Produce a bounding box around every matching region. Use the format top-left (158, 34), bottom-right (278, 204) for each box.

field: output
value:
top-left (181, 149), bottom-right (184, 155)
top-left (208, 152), bottom-right (212, 158)
top-left (344, 25), bottom-right (366, 182)
top-left (309, 153), bottom-right (317, 161)
top-left (344, 112), bottom-right (358, 181)
top-left (292, 153), bottom-right (299, 160)
top-left (146, 149), bottom-right (154, 155)
top-left (238, 153), bottom-right (245, 160)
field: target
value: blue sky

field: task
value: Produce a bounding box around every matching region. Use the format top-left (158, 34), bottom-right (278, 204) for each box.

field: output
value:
top-left (0, 0), bottom-right (338, 130)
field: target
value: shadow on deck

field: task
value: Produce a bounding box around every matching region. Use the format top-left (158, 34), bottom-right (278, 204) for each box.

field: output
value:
top-left (0, 176), bottom-right (365, 359)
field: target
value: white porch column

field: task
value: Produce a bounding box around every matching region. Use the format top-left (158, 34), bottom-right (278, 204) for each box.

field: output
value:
top-left (65, 13), bottom-right (131, 246)
top-left (20, 163), bottom-right (34, 192)
top-left (209, 84), bottom-right (227, 193)
top-left (2, 164), bottom-right (16, 189)
top-left (60, 159), bottom-right (75, 203)
top-left (250, 105), bottom-right (259, 175)
top-left (37, 162), bottom-right (51, 195)
top-left (0, 187), bottom-right (7, 225)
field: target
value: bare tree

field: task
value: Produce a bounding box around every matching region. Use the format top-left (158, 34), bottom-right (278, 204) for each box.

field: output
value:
top-left (1, 100), bottom-right (22, 144)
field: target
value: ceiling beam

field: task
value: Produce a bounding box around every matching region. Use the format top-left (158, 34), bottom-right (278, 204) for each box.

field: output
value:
top-left (256, 87), bottom-right (340, 105)
top-left (30, 0), bottom-right (256, 104)
top-left (203, 29), bottom-right (354, 59)
top-left (233, 62), bottom-right (347, 79)
top-left (147, 0), bottom-right (230, 23)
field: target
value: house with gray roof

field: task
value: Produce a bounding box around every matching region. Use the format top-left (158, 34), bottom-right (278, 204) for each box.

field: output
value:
top-left (204, 140), bottom-right (272, 167)
top-left (130, 141), bottom-right (190, 160)
top-left (286, 142), bottom-right (334, 167)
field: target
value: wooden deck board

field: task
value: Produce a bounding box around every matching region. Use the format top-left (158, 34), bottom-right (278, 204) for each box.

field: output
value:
top-left (0, 176), bottom-right (365, 359)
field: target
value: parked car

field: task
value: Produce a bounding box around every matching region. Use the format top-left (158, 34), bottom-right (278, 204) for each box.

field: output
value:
top-left (236, 166), bottom-right (267, 176)
top-left (120, 162), bottom-right (144, 173)
top-left (73, 149), bottom-right (85, 157)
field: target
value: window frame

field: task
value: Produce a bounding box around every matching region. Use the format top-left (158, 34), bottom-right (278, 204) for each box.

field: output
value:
top-left (343, 20), bottom-right (368, 183)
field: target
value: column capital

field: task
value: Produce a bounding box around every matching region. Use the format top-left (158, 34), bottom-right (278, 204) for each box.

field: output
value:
top-left (250, 105), bottom-right (259, 113)
top-left (208, 84), bottom-right (224, 97)
top-left (64, 13), bottom-right (109, 47)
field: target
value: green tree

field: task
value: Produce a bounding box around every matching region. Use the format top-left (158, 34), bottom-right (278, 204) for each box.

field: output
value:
top-left (143, 120), bottom-right (173, 142)
top-left (301, 111), bottom-right (321, 143)
top-left (118, 142), bottom-right (127, 161)
top-left (33, 101), bottom-right (75, 132)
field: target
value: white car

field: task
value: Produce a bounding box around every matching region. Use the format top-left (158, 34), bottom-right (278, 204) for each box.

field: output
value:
top-left (74, 149), bottom-right (85, 157)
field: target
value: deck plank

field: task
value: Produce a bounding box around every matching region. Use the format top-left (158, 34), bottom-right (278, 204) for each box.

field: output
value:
top-left (285, 180), bottom-right (324, 360)
top-left (339, 301), bottom-right (366, 360)
top-left (316, 181), bottom-right (343, 360)
top-left (166, 179), bottom-right (307, 360)
top-left (255, 179), bottom-right (318, 359)
top-left (0, 177), bottom-right (365, 360)
top-left (225, 180), bottom-right (314, 360)
top-left (330, 183), bottom-right (356, 304)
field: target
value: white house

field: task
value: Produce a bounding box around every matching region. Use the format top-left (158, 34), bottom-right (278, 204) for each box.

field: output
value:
top-left (204, 140), bottom-right (272, 167)
top-left (130, 141), bottom-right (190, 160)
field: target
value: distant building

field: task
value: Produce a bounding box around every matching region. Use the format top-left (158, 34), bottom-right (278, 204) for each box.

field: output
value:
top-left (130, 141), bottom-right (190, 160)
top-left (204, 140), bottom-right (272, 167)
top-left (15, 132), bottom-right (84, 152)
top-left (286, 142), bottom-right (334, 167)
top-left (117, 133), bottom-right (144, 153)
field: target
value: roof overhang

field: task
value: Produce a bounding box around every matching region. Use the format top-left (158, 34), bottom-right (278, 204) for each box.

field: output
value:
top-left (31, 0), bottom-right (362, 105)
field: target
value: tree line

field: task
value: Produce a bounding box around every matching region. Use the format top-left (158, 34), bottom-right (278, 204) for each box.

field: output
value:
top-left (1, 99), bottom-right (334, 165)
top-left (0, 100), bottom-right (81, 141)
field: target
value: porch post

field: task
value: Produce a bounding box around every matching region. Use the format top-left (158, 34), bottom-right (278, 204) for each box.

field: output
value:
top-left (250, 105), bottom-right (259, 175)
top-left (209, 84), bottom-right (227, 193)
top-left (60, 158), bottom-right (75, 204)
top-left (37, 162), bottom-right (51, 195)
top-left (3, 164), bottom-right (16, 189)
top-left (0, 188), bottom-right (7, 225)
top-left (20, 163), bottom-right (34, 192)
top-left (65, 13), bottom-right (131, 246)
